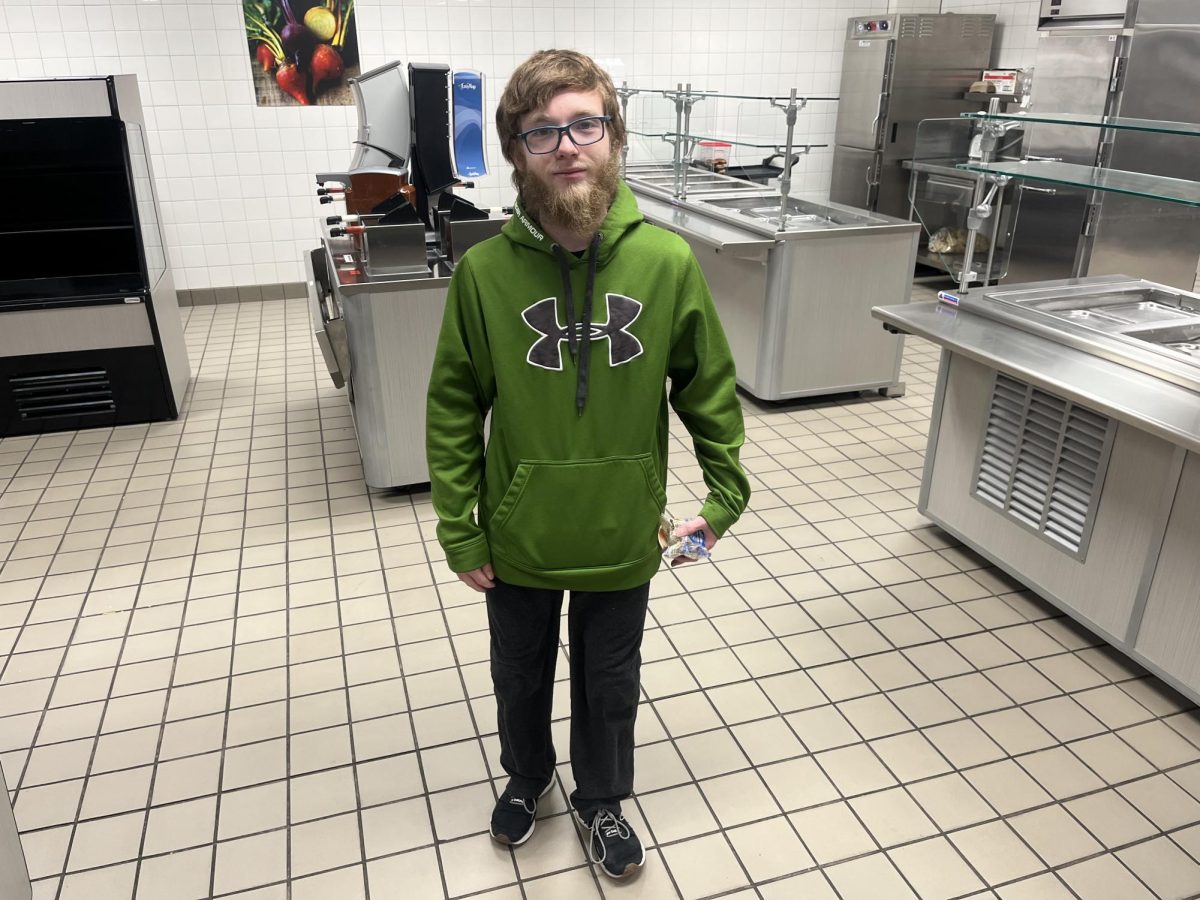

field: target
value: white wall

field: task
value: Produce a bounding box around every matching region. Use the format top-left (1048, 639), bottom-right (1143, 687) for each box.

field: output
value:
top-left (891, 0), bottom-right (944, 12)
top-left (0, 0), bottom-right (1039, 292)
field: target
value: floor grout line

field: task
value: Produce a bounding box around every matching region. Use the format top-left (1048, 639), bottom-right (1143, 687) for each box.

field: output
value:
top-left (2, 297), bottom-right (1199, 899)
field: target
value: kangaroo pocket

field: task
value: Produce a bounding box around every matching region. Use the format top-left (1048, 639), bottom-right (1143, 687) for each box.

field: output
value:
top-left (489, 454), bottom-right (666, 573)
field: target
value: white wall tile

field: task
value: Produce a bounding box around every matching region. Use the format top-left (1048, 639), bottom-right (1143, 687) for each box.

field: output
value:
top-left (1, 0), bottom-right (1038, 290)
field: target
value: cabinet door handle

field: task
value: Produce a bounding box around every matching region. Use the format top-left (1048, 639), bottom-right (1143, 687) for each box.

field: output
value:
top-left (1019, 184), bottom-right (1058, 195)
top-left (865, 165), bottom-right (878, 204)
top-left (1024, 155), bottom-right (1063, 162)
top-left (870, 93), bottom-right (887, 145)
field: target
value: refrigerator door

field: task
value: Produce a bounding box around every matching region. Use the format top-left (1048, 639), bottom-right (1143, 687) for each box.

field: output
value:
top-left (1087, 1), bottom-right (1200, 290)
top-left (1004, 29), bottom-right (1122, 284)
top-left (834, 37), bottom-right (893, 150)
top-left (830, 145), bottom-right (880, 212)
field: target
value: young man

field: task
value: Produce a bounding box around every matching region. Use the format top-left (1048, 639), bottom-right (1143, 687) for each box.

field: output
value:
top-left (425, 49), bottom-right (750, 880)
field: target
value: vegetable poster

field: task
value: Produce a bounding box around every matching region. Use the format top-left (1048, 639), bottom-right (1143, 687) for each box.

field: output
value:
top-left (242, 1), bottom-right (360, 106)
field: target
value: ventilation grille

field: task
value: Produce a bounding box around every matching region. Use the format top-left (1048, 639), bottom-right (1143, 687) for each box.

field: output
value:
top-left (960, 16), bottom-right (994, 40)
top-left (974, 373), bottom-right (1112, 557)
top-left (898, 15), bottom-right (993, 40)
top-left (11, 369), bottom-right (116, 420)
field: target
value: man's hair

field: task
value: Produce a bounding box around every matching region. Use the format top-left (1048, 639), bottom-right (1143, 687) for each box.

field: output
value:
top-left (495, 50), bottom-right (626, 179)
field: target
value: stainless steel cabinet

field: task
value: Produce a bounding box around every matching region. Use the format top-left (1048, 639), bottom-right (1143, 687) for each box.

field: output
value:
top-left (0, 764), bottom-right (31, 900)
top-left (872, 276), bottom-right (1200, 704)
top-left (1088, 0), bottom-right (1200, 290)
top-left (630, 181), bottom-right (919, 402)
top-left (830, 14), bottom-right (996, 221)
top-left (1003, 28), bottom-right (1124, 284)
top-left (1132, 451), bottom-right (1200, 685)
top-left (1007, 0), bottom-right (1200, 289)
top-left (921, 351), bottom-right (1174, 641)
top-left (831, 145), bottom-right (880, 213)
top-left (311, 241), bottom-right (450, 490)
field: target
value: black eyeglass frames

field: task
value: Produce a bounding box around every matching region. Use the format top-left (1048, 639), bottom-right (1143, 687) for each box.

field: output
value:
top-left (516, 115), bottom-right (612, 155)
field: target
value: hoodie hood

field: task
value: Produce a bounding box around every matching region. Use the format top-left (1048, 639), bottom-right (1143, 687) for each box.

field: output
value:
top-left (502, 179), bottom-right (645, 268)
top-left (502, 180), bottom-right (645, 415)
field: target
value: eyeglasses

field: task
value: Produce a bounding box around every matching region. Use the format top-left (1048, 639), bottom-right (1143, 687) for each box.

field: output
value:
top-left (516, 115), bottom-right (612, 155)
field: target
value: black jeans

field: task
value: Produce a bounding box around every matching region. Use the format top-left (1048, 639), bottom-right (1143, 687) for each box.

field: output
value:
top-left (486, 577), bottom-right (650, 817)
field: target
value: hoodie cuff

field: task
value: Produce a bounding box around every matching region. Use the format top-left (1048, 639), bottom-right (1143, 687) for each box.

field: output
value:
top-left (444, 536), bottom-right (492, 574)
top-left (698, 499), bottom-right (738, 540)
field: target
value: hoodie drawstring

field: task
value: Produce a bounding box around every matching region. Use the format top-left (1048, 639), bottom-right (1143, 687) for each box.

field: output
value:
top-left (577, 232), bottom-right (602, 416)
top-left (552, 245), bottom-right (580, 364)
top-left (551, 233), bottom-right (604, 416)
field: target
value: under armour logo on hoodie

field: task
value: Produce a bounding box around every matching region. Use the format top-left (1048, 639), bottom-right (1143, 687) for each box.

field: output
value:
top-left (522, 294), bottom-right (644, 371)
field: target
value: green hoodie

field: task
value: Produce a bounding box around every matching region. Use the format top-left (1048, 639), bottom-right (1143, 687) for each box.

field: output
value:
top-left (426, 181), bottom-right (750, 591)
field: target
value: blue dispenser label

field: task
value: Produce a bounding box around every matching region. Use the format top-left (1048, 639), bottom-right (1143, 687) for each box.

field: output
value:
top-left (452, 70), bottom-right (487, 179)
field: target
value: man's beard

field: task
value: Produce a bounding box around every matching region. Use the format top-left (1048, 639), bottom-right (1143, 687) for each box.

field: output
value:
top-left (516, 149), bottom-right (621, 236)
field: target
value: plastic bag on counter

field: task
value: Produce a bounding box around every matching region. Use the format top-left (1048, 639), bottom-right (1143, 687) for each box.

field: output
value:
top-left (928, 226), bottom-right (990, 255)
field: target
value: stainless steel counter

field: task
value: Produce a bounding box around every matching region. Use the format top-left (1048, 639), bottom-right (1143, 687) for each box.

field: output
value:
top-left (310, 237), bottom-right (452, 489)
top-left (309, 166), bottom-right (921, 483)
top-left (630, 172), bottom-right (920, 401)
top-left (629, 165), bottom-right (917, 241)
top-left (873, 281), bottom-right (1200, 705)
top-left (872, 299), bottom-right (1200, 453)
top-left (324, 234), bottom-right (452, 295)
top-left (961, 276), bottom-right (1200, 393)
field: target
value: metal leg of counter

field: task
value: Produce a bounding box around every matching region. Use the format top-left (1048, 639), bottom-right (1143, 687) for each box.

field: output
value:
top-left (0, 764), bottom-right (32, 900)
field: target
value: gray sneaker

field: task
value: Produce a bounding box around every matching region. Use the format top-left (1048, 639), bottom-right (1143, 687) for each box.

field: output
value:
top-left (574, 808), bottom-right (645, 880)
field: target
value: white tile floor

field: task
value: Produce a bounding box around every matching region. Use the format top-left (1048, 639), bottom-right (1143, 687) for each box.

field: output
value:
top-left (3, 284), bottom-right (1200, 899)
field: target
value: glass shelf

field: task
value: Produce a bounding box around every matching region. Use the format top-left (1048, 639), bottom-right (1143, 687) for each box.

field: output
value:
top-left (704, 92), bottom-right (838, 103)
top-left (962, 110), bottom-right (1200, 138)
top-left (684, 134), bottom-right (827, 151)
top-left (639, 88), bottom-right (837, 103)
top-left (628, 131), bottom-right (828, 152)
top-left (956, 160), bottom-right (1200, 207)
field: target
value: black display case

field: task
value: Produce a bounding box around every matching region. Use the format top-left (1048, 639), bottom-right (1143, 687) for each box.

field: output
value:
top-left (0, 76), bottom-right (189, 436)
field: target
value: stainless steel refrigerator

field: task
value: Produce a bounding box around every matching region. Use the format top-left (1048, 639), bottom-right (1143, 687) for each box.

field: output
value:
top-left (1087, 0), bottom-right (1200, 290)
top-left (1006, 0), bottom-right (1200, 289)
top-left (1002, 6), bottom-right (1129, 284)
top-left (830, 13), bottom-right (996, 221)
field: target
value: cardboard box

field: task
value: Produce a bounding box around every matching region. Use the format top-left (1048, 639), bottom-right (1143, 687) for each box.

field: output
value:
top-left (982, 69), bottom-right (1020, 95)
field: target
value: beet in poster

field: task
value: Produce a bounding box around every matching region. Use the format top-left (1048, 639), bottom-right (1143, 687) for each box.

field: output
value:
top-left (243, 1), bottom-right (360, 106)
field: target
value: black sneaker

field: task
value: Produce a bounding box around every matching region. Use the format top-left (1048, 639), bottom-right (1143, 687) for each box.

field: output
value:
top-left (489, 777), bottom-right (555, 846)
top-left (575, 808), bottom-right (645, 880)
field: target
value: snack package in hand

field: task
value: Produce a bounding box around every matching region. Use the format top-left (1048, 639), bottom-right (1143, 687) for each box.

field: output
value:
top-left (658, 511), bottom-right (711, 564)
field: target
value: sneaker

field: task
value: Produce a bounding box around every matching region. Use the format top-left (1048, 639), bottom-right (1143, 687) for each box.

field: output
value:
top-left (574, 808), bottom-right (645, 880)
top-left (489, 777), bottom-right (555, 846)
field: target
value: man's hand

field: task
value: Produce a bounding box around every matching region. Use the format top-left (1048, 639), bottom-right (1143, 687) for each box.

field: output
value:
top-left (458, 563), bottom-right (496, 592)
top-left (671, 516), bottom-right (718, 567)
